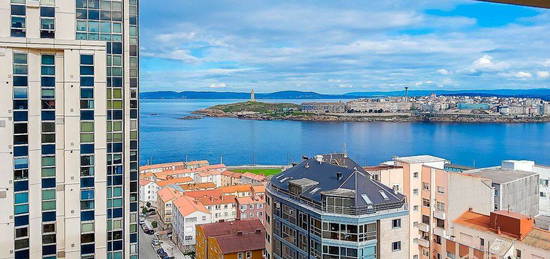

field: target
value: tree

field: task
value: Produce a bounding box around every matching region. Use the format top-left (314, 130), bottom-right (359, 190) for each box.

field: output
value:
top-left (142, 207), bottom-right (148, 215)
top-left (151, 221), bottom-right (158, 228)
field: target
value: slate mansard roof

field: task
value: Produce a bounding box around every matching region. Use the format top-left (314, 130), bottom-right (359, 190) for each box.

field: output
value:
top-left (270, 154), bottom-right (406, 214)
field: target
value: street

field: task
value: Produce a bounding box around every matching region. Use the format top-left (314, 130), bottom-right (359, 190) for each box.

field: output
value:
top-left (139, 214), bottom-right (187, 259)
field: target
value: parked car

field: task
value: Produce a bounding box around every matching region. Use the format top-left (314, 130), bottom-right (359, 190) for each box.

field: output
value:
top-left (156, 248), bottom-right (168, 258)
top-left (151, 239), bottom-right (162, 247)
top-left (145, 229), bottom-right (155, 235)
top-left (139, 218), bottom-right (145, 224)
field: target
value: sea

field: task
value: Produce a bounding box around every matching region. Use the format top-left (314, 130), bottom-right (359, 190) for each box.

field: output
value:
top-left (140, 99), bottom-right (550, 168)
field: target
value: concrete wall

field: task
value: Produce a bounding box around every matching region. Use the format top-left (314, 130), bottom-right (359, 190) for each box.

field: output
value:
top-left (500, 175), bottom-right (539, 217)
top-left (378, 214), bottom-right (410, 259)
top-left (447, 174), bottom-right (493, 231)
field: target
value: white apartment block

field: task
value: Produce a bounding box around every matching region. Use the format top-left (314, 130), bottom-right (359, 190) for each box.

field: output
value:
top-left (0, 0), bottom-right (139, 258)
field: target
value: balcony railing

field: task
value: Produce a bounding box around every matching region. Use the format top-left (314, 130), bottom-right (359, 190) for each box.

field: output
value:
top-left (414, 222), bottom-right (430, 232)
top-left (268, 184), bottom-right (407, 216)
top-left (414, 238), bottom-right (430, 248)
top-left (433, 210), bottom-right (446, 220)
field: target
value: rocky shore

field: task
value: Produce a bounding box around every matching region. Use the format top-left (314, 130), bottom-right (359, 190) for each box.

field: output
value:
top-left (192, 101), bottom-right (550, 123)
top-left (194, 108), bottom-right (550, 123)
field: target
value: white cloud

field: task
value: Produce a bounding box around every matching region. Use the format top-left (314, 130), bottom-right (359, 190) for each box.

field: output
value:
top-left (415, 81), bottom-right (434, 86)
top-left (470, 55), bottom-right (509, 72)
top-left (209, 82), bottom-right (227, 88)
top-left (513, 72), bottom-right (532, 79)
top-left (437, 69), bottom-right (450, 75)
top-left (537, 71), bottom-right (550, 79)
top-left (139, 0), bottom-right (550, 92)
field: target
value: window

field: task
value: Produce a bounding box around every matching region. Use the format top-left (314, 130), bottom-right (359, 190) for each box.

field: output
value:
top-left (40, 7), bottom-right (55, 38)
top-left (413, 189), bottom-right (419, 195)
top-left (392, 219), bottom-right (401, 228)
top-left (437, 186), bottom-right (445, 194)
top-left (480, 238), bottom-right (485, 247)
top-left (11, 3), bottom-right (26, 37)
top-left (413, 172), bottom-right (419, 178)
top-left (392, 241), bottom-right (401, 251)
top-left (422, 182), bottom-right (430, 190)
top-left (435, 201), bottom-right (445, 211)
top-left (422, 198), bottom-right (430, 207)
top-left (434, 235), bottom-right (441, 244)
top-left (413, 205), bottom-right (419, 211)
top-left (516, 249), bottom-right (521, 258)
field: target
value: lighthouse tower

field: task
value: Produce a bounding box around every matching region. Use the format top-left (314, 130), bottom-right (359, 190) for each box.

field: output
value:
top-left (250, 89), bottom-right (256, 102)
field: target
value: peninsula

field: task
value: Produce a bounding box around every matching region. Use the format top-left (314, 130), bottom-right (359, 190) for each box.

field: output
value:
top-left (194, 95), bottom-right (550, 123)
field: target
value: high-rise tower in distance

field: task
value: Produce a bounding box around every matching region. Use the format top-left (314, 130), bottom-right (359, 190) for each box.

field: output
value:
top-left (0, 0), bottom-right (139, 258)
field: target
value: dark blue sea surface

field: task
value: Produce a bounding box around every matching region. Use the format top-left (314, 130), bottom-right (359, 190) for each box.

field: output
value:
top-left (140, 99), bottom-right (550, 168)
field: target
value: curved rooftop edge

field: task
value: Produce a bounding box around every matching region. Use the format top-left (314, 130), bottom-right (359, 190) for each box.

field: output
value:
top-left (268, 153), bottom-right (408, 217)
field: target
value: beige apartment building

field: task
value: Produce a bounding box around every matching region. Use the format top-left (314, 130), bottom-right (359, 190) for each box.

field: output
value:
top-left (0, 0), bottom-right (139, 258)
top-left (372, 155), bottom-right (495, 259)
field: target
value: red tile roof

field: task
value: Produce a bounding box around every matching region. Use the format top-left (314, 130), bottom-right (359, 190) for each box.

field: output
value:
top-left (173, 195), bottom-right (209, 216)
top-left (179, 182), bottom-right (217, 191)
top-left (214, 230), bottom-right (265, 254)
top-left (236, 195), bottom-right (264, 205)
top-left (157, 177), bottom-right (194, 187)
top-left (157, 187), bottom-right (183, 202)
top-left (198, 195), bottom-right (236, 206)
top-left (454, 209), bottom-right (550, 250)
top-left (242, 172), bottom-right (266, 182)
top-left (200, 218), bottom-right (264, 238)
top-left (139, 179), bottom-right (152, 186)
top-left (140, 161), bottom-right (185, 171)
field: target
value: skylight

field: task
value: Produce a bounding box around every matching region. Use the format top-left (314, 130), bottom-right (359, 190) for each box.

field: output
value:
top-left (379, 190), bottom-right (389, 200)
top-left (361, 194), bottom-right (372, 204)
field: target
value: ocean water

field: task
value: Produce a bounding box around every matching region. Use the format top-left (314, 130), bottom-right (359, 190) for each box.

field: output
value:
top-left (140, 99), bottom-right (550, 168)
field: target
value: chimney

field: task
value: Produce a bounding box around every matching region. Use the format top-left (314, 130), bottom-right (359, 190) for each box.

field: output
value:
top-left (336, 172), bottom-right (343, 181)
top-left (315, 155), bottom-right (323, 163)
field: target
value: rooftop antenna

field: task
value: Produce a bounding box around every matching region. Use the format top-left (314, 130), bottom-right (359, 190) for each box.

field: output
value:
top-left (220, 155), bottom-right (223, 164)
top-left (404, 87), bottom-right (409, 102)
top-left (185, 154), bottom-right (188, 163)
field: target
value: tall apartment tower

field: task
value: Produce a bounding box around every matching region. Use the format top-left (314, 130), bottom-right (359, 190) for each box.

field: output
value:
top-left (0, 0), bottom-right (139, 258)
top-left (265, 154), bottom-right (410, 259)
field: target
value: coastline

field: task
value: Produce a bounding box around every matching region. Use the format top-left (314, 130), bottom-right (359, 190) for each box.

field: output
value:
top-left (193, 108), bottom-right (550, 123)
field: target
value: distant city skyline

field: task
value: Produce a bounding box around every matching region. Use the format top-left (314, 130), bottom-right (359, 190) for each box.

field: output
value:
top-left (140, 0), bottom-right (550, 93)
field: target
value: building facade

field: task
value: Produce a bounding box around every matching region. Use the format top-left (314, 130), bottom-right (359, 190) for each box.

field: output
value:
top-left (172, 195), bottom-right (212, 252)
top-left (196, 219), bottom-right (265, 259)
top-left (0, 0), bottom-right (139, 258)
top-left (465, 166), bottom-right (539, 216)
top-left (388, 155), bottom-right (495, 259)
top-left (265, 154), bottom-right (410, 259)
top-left (236, 196), bottom-right (266, 225)
top-left (444, 209), bottom-right (550, 259)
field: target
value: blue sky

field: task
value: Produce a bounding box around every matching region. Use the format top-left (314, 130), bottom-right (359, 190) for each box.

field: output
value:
top-left (140, 0), bottom-right (550, 93)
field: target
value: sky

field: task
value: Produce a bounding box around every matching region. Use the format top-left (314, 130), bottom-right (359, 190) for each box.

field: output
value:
top-left (140, 0), bottom-right (550, 93)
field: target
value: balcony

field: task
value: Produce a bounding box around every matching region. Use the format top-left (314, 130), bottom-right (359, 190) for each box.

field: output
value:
top-left (414, 238), bottom-right (430, 248)
top-left (414, 222), bottom-right (430, 232)
top-left (433, 226), bottom-right (445, 237)
top-left (433, 210), bottom-right (446, 220)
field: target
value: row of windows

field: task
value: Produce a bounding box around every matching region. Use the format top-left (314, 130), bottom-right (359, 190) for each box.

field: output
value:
top-left (12, 53), bottom-right (30, 255)
top-left (80, 54), bottom-right (95, 255)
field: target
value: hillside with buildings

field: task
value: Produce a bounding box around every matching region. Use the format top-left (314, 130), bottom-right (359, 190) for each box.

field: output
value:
top-left (195, 95), bottom-right (550, 123)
